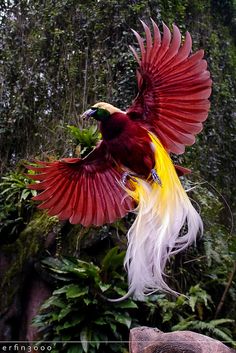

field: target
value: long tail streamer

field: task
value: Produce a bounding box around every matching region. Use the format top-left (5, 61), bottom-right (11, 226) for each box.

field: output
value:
top-left (124, 133), bottom-right (203, 300)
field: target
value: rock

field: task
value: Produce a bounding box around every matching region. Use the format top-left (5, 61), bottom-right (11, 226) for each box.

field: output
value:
top-left (19, 275), bottom-right (51, 341)
top-left (129, 327), bottom-right (236, 353)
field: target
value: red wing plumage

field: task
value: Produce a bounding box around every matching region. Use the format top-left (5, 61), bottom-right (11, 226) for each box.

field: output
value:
top-left (127, 20), bottom-right (212, 154)
top-left (26, 143), bottom-right (133, 227)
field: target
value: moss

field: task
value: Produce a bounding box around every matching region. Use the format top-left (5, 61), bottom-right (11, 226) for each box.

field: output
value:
top-left (1, 212), bottom-right (59, 311)
top-left (61, 223), bottom-right (110, 257)
top-left (61, 223), bottom-right (87, 257)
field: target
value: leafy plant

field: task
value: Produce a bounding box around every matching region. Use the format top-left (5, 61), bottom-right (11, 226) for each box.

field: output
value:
top-left (143, 284), bottom-right (212, 325)
top-left (172, 318), bottom-right (235, 347)
top-left (33, 247), bottom-right (138, 353)
top-left (141, 284), bottom-right (235, 347)
top-left (0, 171), bottom-right (37, 204)
top-left (67, 125), bottom-right (101, 157)
top-left (0, 169), bottom-right (36, 239)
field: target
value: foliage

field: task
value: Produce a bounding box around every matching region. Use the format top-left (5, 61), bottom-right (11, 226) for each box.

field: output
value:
top-left (1, 0), bottom-right (235, 210)
top-left (172, 318), bottom-right (235, 346)
top-left (143, 285), bottom-right (235, 347)
top-left (33, 247), bottom-right (138, 353)
top-left (34, 239), bottom-right (236, 351)
top-left (0, 168), bottom-right (36, 240)
top-left (67, 124), bottom-right (101, 157)
top-left (0, 170), bottom-right (36, 204)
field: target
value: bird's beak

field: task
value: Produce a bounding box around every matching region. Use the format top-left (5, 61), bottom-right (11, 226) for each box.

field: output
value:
top-left (81, 108), bottom-right (97, 119)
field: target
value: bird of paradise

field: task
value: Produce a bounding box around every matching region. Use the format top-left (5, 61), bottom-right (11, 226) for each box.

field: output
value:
top-left (27, 20), bottom-right (212, 300)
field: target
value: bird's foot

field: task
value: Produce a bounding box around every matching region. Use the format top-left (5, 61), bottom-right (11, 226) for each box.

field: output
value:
top-left (151, 169), bottom-right (162, 186)
top-left (121, 171), bottom-right (138, 186)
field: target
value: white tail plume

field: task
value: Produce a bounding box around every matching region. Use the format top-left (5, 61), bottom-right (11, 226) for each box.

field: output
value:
top-left (124, 133), bottom-right (203, 300)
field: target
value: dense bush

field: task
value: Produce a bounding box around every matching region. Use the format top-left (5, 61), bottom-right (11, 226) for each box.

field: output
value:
top-left (33, 249), bottom-right (138, 353)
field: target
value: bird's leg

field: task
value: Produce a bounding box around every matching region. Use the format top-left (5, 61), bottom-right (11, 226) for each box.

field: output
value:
top-left (121, 171), bottom-right (138, 186)
top-left (121, 172), bottom-right (129, 185)
top-left (151, 168), bottom-right (162, 186)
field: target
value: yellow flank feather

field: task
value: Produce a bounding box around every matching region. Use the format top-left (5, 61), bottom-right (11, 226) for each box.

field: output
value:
top-left (128, 133), bottom-right (186, 204)
top-left (124, 132), bottom-right (202, 299)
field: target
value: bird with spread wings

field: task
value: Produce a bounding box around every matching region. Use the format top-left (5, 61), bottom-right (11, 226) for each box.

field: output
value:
top-left (27, 20), bottom-right (212, 300)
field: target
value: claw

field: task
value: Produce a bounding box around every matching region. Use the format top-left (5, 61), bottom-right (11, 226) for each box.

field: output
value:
top-left (122, 172), bottom-right (129, 185)
top-left (151, 169), bottom-right (162, 186)
top-left (121, 171), bottom-right (137, 186)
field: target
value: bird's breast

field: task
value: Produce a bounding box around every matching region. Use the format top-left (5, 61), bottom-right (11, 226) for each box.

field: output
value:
top-left (106, 126), bottom-right (155, 178)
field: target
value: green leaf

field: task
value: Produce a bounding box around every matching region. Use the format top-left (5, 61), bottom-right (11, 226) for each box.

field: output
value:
top-left (176, 295), bottom-right (186, 306)
top-left (171, 316), bottom-right (195, 331)
top-left (20, 188), bottom-right (30, 201)
top-left (6, 190), bottom-right (19, 201)
top-left (114, 301), bottom-right (138, 309)
top-left (83, 298), bottom-right (91, 306)
top-left (58, 307), bottom-right (71, 321)
top-left (94, 318), bottom-right (107, 325)
top-left (189, 296), bottom-right (198, 312)
top-left (90, 125), bottom-right (98, 135)
top-left (98, 282), bottom-right (111, 292)
top-left (66, 285), bottom-right (88, 299)
top-left (101, 247), bottom-right (125, 272)
top-left (115, 313), bottom-right (132, 328)
top-left (80, 327), bottom-right (89, 353)
top-left (91, 332), bottom-right (101, 350)
top-left (163, 311), bottom-right (174, 323)
top-left (110, 323), bottom-right (117, 333)
top-left (113, 287), bottom-right (127, 296)
top-left (41, 297), bottom-right (65, 309)
top-left (53, 284), bottom-right (84, 295)
top-left (62, 316), bottom-right (84, 329)
top-left (1, 187), bottom-right (17, 196)
top-left (32, 189), bottom-right (37, 197)
top-left (212, 328), bottom-right (236, 347)
top-left (210, 319), bottom-right (235, 326)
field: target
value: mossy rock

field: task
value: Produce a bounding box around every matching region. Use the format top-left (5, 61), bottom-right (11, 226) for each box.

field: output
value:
top-left (0, 212), bottom-right (59, 311)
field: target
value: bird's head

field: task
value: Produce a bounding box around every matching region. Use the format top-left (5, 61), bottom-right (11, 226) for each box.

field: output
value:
top-left (81, 102), bottom-right (123, 122)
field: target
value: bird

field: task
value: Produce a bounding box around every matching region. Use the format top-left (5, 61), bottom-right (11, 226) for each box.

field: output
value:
top-left (26, 20), bottom-right (212, 300)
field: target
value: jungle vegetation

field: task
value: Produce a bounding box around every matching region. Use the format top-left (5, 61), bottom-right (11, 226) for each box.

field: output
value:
top-left (0, 0), bottom-right (236, 352)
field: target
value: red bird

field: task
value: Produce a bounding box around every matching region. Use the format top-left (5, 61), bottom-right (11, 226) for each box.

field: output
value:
top-left (27, 20), bottom-right (212, 300)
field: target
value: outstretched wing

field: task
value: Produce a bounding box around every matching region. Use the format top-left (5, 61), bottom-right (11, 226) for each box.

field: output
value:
top-left (26, 142), bottom-right (133, 227)
top-left (127, 20), bottom-right (212, 154)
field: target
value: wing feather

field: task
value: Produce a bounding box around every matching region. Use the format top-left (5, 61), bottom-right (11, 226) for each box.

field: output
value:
top-left (26, 143), bottom-right (133, 226)
top-left (80, 177), bottom-right (89, 226)
top-left (102, 170), bottom-right (118, 222)
top-left (92, 175), bottom-right (102, 226)
top-left (49, 178), bottom-right (76, 217)
top-left (140, 20), bottom-right (152, 63)
top-left (158, 25), bottom-right (181, 70)
top-left (95, 173), bottom-right (109, 225)
top-left (70, 177), bottom-right (85, 225)
top-left (38, 179), bottom-right (70, 208)
top-left (127, 20), bottom-right (211, 154)
top-left (69, 181), bottom-right (81, 224)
